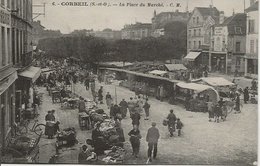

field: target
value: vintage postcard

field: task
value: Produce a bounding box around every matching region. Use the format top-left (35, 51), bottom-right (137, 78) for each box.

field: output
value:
top-left (0, 0), bottom-right (258, 165)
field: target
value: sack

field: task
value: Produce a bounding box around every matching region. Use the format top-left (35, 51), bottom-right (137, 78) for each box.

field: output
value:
top-left (163, 119), bottom-right (168, 126)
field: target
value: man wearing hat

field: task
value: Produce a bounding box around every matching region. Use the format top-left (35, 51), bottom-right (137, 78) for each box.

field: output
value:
top-left (146, 122), bottom-right (160, 162)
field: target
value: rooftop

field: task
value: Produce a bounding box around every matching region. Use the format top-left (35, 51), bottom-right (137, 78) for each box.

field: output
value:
top-left (245, 1), bottom-right (259, 12)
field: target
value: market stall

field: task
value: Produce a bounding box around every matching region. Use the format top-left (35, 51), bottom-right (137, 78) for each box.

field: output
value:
top-left (86, 118), bottom-right (126, 163)
top-left (192, 77), bottom-right (235, 100)
top-left (176, 82), bottom-right (219, 112)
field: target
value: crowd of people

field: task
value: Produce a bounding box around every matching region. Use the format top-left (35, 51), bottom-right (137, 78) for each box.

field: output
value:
top-left (34, 57), bottom-right (256, 164)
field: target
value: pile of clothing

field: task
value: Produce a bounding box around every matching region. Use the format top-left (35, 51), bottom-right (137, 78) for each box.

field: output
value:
top-left (102, 146), bottom-right (125, 163)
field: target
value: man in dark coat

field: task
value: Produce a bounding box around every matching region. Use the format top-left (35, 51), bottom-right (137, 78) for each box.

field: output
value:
top-left (84, 77), bottom-right (90, 90)
top-left (98, 86), bottom-right (103, 104)
top-left (244, 87), bottom-right (249, 104)
top-left (78, 97), bottom-right (86, 113)
top-left (110, 104), bottom-right (115, 118)
top-left (131, 111), bottom-right (140, 128)
top-left (143, 99), bottom-right (150, 120)
top-left (45, 110), bottom-right (56, 139)
top-left (113, 105), bottom-right (122, 121)
top-left (128, 125), bottom-right (141, 158)
top-left (146, 122), bottom-right (160, 162)
top-left (119, 99), bottom-right (128, 118)
top-left (167, 109), bottom-right (176, 137)
top-left (92, 123), bottom-right (106, 155)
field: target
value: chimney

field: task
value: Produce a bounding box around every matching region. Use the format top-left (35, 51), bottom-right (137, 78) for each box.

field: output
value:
top-left (250, 0), bottom-right (256, 6)
top-left (219, 11), bottom-right (225, 24)
top-left (154, 10), bottom-right (156, 17)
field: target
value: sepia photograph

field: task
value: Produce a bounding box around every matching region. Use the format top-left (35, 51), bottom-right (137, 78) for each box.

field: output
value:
top-left (0, 0), bottom-right (258, 165)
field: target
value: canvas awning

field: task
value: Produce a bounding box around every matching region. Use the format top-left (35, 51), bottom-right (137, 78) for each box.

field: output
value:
top-left (184, 52), bottom-right (201, 61)
top-left (176, 82), bottom-right (212, 93)
top-left (19, 66), bottom-right (41, 83)
top-left (201, 77), bottom-right (234, 87)
top-left (149, 70), bottom-right (168, 76)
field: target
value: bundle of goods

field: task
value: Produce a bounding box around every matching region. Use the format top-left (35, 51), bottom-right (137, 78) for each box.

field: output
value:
top-left (102, 146), bottom-right (126, 164)
top-left (57, 127), bottom-right (77, 147)
top-left (89, 109), bottom-right (109, 123)
top-left (163, 119), bottom-right (168, 126)
top-left (99, 120), bottom-right (124, 147)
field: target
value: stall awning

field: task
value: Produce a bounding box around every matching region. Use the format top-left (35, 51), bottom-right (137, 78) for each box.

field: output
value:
top-left (19, 66), bottom-right (41, 83)
top-left (177, 82), bottom-right (212, 93)
top-left (149, 70), bottom-right (168, 76)
top-left (184, 52), bottom-right (201, 61)
top-left (201, 77), bottom-right (234, 87)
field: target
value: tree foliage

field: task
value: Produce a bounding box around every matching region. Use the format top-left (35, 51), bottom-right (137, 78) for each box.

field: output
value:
top-left (38, 35), bottom-right (186, 62)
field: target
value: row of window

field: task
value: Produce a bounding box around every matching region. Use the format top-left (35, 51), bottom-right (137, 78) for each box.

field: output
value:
top-left (248, 19), bottom-right (255, 33)
top-left (192, 17), bottom-right (200, 24)
top-left (250, 39), bottom-right (258, 54)
top-left (0, 26), bottom-right (26, 68)
top-left (188, 40), bottom-right (202, 49)
top-left (1, 0), bottom-right (32, 22)
top-left (1, 26), bottom-right (11, 67)
top-left (1, 0), bottom-right (10, 9)
top-left (188, 28), bottom-right (202, 37)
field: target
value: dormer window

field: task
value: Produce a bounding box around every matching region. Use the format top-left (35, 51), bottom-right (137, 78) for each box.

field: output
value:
top-left (235, 27), bottom-right (242, 34)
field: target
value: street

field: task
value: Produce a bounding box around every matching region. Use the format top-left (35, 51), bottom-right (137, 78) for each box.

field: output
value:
top-left (36, 80), bottom-right (257, 165)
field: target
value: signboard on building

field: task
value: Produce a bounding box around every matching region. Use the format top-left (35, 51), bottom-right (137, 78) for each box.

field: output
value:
top-left (0, 8), bottom-right (11, 26)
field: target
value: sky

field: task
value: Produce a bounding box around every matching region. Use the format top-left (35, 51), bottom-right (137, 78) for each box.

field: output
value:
top-left (33, 0), bottom-right (251, 34)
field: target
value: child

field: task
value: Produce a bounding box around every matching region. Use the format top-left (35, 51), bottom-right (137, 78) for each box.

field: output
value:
top-left (176, 118), bottom-right (183, 136)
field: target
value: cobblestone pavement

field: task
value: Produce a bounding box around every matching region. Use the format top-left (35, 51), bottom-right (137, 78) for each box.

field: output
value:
top-left (36, 80), bottom-right (257, 165)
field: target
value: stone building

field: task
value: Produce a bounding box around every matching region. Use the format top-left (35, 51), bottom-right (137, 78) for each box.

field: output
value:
top-left (185, 6), bottom-right (220, 67)
top-left (151, 10), bottom-right (189, 38)
top-left (121, 22), bottom-right (152, 40)
top-left (210, 13), bottom-right (247, 74)
top-left (0, 0), bottom-right (18, 152)
top-left (244, 0), bottom-right (258, 78)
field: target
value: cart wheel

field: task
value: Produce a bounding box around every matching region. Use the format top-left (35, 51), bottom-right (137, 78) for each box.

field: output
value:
top-left (34, 124), bottom-right (46, 136)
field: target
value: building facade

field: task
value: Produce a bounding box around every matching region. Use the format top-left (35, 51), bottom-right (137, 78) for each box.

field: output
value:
top-left (0, 0), bottom-right (18, 152)
top-left (185, 7), bottom-right (220, 67)
top-left (121, 22), bottom-right (152, 40)
top-left (210, 13), bottom-right (247, 74)
top-left (244, 0), bottom-right (258, 78)
top-left (151, 10), bottom-right (189, 38)
top-left (187, 7), bottom-right (220, 52)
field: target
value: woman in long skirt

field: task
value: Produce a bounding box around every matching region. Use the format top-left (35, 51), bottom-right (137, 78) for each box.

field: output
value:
top-left (105, 92), bottom-right (113, 109)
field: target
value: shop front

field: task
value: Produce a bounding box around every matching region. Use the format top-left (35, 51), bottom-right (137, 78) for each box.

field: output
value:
top-left (16, 66), bottom-right (41, 122)
top-left (245, 55), bottom-right (258, 78)
top-left (0, 69), bottom-right (17, 152)
top-left (210, 52), bottom-right (227, 73)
